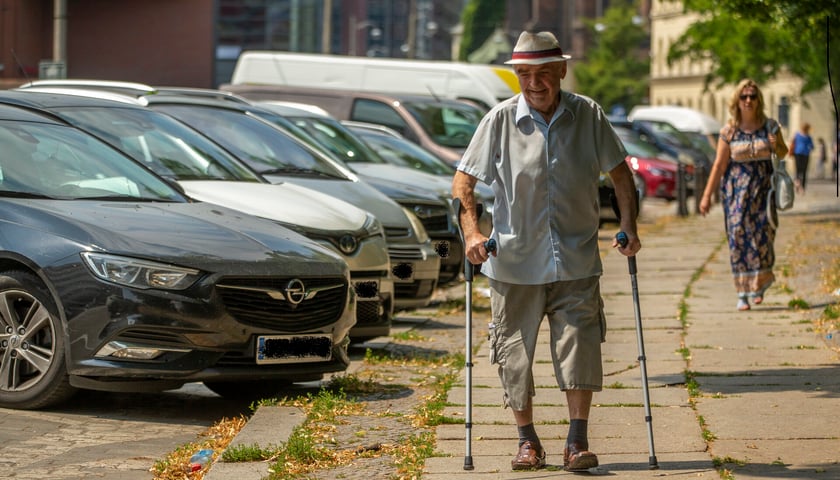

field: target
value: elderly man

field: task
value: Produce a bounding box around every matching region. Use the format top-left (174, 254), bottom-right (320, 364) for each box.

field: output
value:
top-left (452, 30), bottom-right (641, 472)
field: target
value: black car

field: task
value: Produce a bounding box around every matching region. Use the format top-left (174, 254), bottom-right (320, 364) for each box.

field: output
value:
top-left (0, 103), bottom-right (355, 409)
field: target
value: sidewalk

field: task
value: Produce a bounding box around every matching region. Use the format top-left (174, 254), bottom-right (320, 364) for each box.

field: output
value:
top-left (209, 179), bottom-right (840, 479)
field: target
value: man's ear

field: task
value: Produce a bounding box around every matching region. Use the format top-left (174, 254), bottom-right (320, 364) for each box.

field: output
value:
top-left (559, 62), bottom-right (568, 79)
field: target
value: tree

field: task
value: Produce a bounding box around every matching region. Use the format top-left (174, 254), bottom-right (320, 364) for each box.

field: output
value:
top-left (666, 0), bottom-right (839, 97)
top-left (573, 2), bottom-right (650, 114)
top-left (457, 0), bottom-right (506, 62)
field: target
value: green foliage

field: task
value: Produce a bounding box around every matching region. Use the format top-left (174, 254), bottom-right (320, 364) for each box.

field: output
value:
top-left (458, 0), bottom-right (506, 61)
top-left (573, 1), bottom-right (650, 113)
top-left (667, 0), bottom-right (840, 96)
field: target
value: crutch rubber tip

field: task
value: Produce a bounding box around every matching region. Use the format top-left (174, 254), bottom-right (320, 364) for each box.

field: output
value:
top-left (649, 456), bottom-right (659, 469)
top-left (463, 457), bottom-right (474, 470)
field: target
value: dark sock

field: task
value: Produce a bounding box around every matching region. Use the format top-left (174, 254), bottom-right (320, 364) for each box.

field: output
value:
top-left (567, 419), bottom-right (589, 449)
top-left (517, 423), bottom-right (540, 448)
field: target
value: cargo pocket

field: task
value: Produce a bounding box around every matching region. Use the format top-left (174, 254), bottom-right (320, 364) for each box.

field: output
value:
top-left (488, 322), bottom-right (501, 365)
top-left (598, 296), bottom-right (607, 343)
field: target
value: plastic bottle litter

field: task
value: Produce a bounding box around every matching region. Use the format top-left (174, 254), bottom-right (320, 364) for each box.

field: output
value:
top-left (189, 449), bottom-right (214, 472)
top-left (825, 331), bottom-right (840, 348)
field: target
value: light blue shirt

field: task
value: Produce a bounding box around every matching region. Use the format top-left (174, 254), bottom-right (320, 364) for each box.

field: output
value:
top-left (458, 91), bottom-right (626, 284)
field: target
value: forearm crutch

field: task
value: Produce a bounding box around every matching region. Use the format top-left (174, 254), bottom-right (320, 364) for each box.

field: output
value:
top-left (613, 189), bottom-right (659, 470)
top-left (452, 198), bottom-right (494, 471)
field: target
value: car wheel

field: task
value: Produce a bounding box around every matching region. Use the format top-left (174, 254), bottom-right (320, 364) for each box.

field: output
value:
top-left (203, 380), bottom-right (296, 400)
top-left (0, 270), bottom-right (76, 409)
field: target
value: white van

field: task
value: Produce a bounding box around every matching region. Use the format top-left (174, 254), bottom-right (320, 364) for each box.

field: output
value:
top-left (229, 51), bottom-right (519, 110)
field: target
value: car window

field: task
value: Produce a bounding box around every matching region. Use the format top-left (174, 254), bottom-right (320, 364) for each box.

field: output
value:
top-left (402, 100), bottom-right (482, 149)
top-left (153, 104), bottom-right (349, 179)
top-left (0, 121), bottom-right (182, 200)
top-left (57, 107), bottom-right (262, 182)
top-left (350, 99), bottom-right (408, 136)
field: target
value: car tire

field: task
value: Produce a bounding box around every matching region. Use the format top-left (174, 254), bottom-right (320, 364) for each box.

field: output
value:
top-left (0, 270), bottom-right (77, 410)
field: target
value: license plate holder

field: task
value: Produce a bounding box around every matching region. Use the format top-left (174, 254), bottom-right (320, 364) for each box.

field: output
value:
top-left (256, 334), bottom-right (332, 364)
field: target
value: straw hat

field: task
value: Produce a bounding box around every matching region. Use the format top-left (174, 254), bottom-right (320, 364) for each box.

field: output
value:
top-left (504, 31), bottom-right (571, 65)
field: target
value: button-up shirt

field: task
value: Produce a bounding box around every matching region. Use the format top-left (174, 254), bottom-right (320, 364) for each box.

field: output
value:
top-left (458, 91), bottom-right (626, 284)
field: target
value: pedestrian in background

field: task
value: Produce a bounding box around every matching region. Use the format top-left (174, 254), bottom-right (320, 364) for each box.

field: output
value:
top-left (452, 30), bottom-right (641, 472)
top-left (699, 78), bottom-right (788, 311)
top-left (789, 122), bottom-right (814, 193)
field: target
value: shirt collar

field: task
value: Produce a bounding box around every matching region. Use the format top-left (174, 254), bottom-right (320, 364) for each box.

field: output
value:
top-left (514, 91), bottom-right (574, 126)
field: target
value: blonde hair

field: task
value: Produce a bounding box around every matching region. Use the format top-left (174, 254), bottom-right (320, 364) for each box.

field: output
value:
top-left (727, 78), bottom-right (767, 128)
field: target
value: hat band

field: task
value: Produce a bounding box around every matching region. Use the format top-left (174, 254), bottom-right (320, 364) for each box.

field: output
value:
top-left (510, 47), bottom-right (566, 60)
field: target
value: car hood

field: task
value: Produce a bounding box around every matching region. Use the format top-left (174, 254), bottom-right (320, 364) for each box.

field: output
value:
top-left (261, 175), bottom-right (412, 229)
top-left (179, 181), bottom-right (368, 232)
top-left (351, 163), bottom-right (451, 198)
top-left (1, 199), bottom-right (346, 276)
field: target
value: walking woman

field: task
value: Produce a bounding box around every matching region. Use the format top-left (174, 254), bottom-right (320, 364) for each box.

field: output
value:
top-left (699, 79), bottom-right (788, 311)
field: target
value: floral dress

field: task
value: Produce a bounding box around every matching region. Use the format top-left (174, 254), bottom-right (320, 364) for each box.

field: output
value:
top-left (719, 121), bottom-right (777, 298)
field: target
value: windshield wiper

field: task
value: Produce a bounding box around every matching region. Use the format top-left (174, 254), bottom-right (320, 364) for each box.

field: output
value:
top-left (259, 166), bottom-right (344, 179)
top-left (0, 191), bottom-right (57, 199)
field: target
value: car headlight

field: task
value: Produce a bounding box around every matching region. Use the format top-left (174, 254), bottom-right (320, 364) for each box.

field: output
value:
top-left (401, 207), bottom-right (430, 244)
top-left (81, 252), bottom-right (201, 290)
top-left (362, 213), bottom-right (384, 239)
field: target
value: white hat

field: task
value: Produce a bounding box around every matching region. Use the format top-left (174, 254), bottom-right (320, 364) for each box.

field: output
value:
top-left (504, 31), bottom-right (571, 65)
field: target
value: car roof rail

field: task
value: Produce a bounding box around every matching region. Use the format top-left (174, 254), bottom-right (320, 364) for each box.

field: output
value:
top-left (18, 79), bottom-right (157, 96)
top-left (12, 86), bottom-right (149, 106)
top-left (151, 87), bottom-right (253, 105)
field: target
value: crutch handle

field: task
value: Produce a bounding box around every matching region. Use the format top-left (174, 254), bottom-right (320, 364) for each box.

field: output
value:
top-left (616, 231), bottom-right (628, 247)
top-left (484, 238), bottom-right (497, 253)
top-left (616, 232), bottom-right (638, 275)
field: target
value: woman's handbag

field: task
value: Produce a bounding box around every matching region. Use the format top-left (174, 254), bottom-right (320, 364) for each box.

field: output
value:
top-left (767, 120), bottom-right (794, 229)
top-left (771, 155), bottom-right (795, 211)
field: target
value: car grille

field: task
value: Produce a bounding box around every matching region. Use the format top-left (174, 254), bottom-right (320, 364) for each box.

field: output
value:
top-left (356, 300), bottom-right (382, 325)
top-left (216, 276), bottom-right (348, 331)
top-left (387, 245), bottom-right (426, 261)
top-left (384, 226), bottom-right (411, 240)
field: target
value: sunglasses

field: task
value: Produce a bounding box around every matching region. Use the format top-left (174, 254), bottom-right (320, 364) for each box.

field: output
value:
top-left (739, 94), bottom-right (758, 101)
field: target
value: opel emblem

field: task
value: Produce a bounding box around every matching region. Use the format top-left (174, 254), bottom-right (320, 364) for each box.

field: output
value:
top-left (284, 278), bottom-right (306, 305)
top-left (338, 234), bottom-right (358, 254)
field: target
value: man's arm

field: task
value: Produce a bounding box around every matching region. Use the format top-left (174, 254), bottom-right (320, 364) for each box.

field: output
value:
top-left (608, 161), bottom-right (642, 256)
top-left (452, 170), bottom-right (493, 264)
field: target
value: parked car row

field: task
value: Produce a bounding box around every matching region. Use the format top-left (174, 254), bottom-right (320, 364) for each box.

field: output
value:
top-left (0, 80), bottom-right (495, 408)
top-left (0, 102), bottom-right (356, 408)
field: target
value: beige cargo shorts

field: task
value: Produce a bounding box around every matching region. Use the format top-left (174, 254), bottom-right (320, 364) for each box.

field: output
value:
top-left (488, 276), bottom-right (606, 410)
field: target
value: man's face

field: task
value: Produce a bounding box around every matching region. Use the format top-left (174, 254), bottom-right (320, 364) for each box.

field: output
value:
top-left (514, 62), bottom-right (567, 115)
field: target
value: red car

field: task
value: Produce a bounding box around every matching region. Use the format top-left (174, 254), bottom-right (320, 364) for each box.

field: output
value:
top-left (615, 125), bottom-right (695, 200)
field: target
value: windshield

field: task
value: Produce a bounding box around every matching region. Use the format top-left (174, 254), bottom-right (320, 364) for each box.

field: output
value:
top-left (402, 100), bottom-right (484, 149)
top-left (636, 120), bottom-right (695, 149)
top-left (283, 115), bottom-right (388, 165)
top-left (58, 107), bottom-right (262, 182)
top-left (355, 130), bottom-right (456, 175)
top-left (615, 127), bottom-right (677, 162)
top-left (153, 105), bottom-right (349, 179)
top-left (0, 120), bottom-right (183, 201)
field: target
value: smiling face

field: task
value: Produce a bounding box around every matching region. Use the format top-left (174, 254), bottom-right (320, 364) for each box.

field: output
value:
top-left (514, 61), bottom-right (567, 119)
